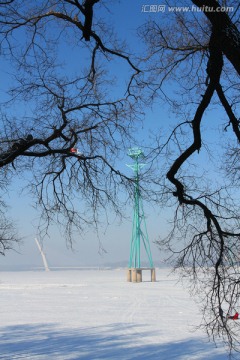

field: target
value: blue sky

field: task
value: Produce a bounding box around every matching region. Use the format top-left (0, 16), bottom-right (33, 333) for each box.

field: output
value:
top-left (0, 1), bottom-right (237, 270)
top-left (0, 1), bottom-right (168, 269)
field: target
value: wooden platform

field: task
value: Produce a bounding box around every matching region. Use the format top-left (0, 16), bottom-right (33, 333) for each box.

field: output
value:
top-left (127, 267), bottom-right (156, 282)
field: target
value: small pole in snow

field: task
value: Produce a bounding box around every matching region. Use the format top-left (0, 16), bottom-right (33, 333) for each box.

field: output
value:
top-left (35, 238), bottom-right (50, 271)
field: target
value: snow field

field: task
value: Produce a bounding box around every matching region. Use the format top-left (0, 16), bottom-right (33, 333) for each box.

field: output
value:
top-left (0, 269), bottom-right (229, 359)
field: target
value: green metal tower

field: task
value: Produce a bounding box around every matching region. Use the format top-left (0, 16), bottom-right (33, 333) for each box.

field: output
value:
top-left (127, 148), bottom-right (154, 270)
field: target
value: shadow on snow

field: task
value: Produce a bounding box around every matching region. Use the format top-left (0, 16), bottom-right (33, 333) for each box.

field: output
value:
top-left (0, 323), bottom-right (227, 360)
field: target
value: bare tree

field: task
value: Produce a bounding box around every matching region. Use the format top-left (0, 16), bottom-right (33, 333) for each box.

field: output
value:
top-left (0, 201), bottom-right (18, 255)
top-left (0, 0), bottom-right (141, 247)
top-left (1, 0), bottom-right (240, 354)
top-left (138, 0), bottom-right (240, 354)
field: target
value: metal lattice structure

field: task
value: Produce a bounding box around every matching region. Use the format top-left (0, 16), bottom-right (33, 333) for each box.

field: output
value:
top-left (127, 148), bottom-right (154, 269)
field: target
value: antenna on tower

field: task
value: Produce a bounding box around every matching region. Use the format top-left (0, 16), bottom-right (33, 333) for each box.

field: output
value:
top-left (126, 147), bottom-right (156, 283)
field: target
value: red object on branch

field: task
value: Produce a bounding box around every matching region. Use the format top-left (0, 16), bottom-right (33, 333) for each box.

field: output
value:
top-left (70, 148), bottom-right (78, 153)
top-left (228, 312), bottom-right (239, 320)
top-left (233, 312), bottom-right (239, 320)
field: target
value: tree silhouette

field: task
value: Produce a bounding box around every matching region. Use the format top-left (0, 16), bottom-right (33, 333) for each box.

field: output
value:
top-left (139, 0), bottom-right (240, 353)
top-left (0, 0), bottom-right (240, 353)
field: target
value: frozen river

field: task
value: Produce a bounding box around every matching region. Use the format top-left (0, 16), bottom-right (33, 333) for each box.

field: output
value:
top-left (0, 268), bottom-right (228, 359)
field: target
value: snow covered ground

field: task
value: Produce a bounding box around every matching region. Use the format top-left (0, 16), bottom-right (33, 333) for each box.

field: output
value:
top-left (0, 268), bottom-right (229, 359)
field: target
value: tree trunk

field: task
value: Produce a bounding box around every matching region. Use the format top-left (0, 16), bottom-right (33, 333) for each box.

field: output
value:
top-left (191, 0), bottom-right (240, 75)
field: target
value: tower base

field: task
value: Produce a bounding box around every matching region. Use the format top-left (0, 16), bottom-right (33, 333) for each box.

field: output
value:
top-left (127, 268), bottom-right (156, 283)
